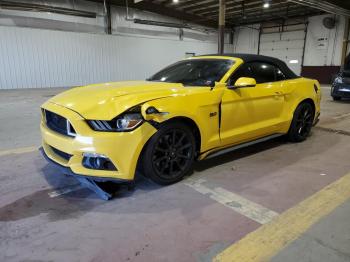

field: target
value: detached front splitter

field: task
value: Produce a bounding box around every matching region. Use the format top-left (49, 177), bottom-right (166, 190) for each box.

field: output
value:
top-left (39, 147), bottom-right (133, 200)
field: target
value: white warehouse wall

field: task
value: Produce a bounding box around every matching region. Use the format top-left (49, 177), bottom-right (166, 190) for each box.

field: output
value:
top-left (228, 14), bottom-right (347, 77)
top-left (0, 26), bottom-right (233, 89)
top-left (231, 14), bottom-right (346, 66)
top-left (232, 25), bottom-right (260, 54)
top-left (304, 14), bottom-right (346, 66)
top-left (1, 0), bottom-right (346, 89)
top-left (0, 1), bottom-right (234, 89)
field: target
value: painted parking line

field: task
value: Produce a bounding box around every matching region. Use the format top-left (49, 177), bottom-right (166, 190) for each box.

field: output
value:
top-left (184, 178), bottom-right (279, 225)
top-left (214, 172), bottom-right (350, 262)
top-left (315, 126), bottom-right (350, 137)
top-left (333, 112), bottom-right (350, 120)
top-left (48, 184), bottom-right (83, 198)
top-left (0, 146), bottom-right (38, 157)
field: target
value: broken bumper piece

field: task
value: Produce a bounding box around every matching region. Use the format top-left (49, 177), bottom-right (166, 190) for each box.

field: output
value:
top-left (39, 147), bottom-right (133, 200)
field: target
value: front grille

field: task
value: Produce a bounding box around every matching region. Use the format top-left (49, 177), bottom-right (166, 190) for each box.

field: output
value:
top-left (44, 110), bottom-right (76, 137)
top-left (50, 146), bottom-right (72, 161)
top-left (335, 90), bottom-right (350, 98)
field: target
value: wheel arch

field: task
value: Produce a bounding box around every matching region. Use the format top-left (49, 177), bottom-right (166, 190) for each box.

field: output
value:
top-left (162, 116), bottom-right (202, 155)
top-left (287, 97), bottom-right (316, 132)
top-left (297, 98), bottom-right (316, 114)
top-left (136, 116), bottom-right (201, 178)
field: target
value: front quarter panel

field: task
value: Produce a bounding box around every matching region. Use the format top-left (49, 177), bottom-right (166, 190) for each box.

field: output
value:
top-left (141, 87), bottom-right (225, 152)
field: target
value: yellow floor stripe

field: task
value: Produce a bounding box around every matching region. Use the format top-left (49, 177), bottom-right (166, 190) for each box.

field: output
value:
top-left (0, 146), bottom-right (38, 157)
top-left (214, 172), bottom-right (350, 262)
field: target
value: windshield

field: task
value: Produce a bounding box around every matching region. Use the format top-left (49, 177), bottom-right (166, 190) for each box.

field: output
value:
top-left (147, 59), bottom-right (234, 86)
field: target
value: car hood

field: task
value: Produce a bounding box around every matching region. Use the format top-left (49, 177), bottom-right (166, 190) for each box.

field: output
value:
top-left (48, 81), bottom-right (186, 120)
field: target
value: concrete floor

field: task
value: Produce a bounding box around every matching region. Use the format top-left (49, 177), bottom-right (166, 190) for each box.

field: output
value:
top-left (271, 200), bottom-right (350, 262)
top-left (0, 86), bottom-right (349, 262)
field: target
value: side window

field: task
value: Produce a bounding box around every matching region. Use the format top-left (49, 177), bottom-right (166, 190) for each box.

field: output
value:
top-left (228, 64), bottom-right (254, 85)
top-left (250, 62), bottom-right (276, 84)
top-left (275, 67), bottom-right (286, 81)
top-left (228, 62), bottom-right (286, 85)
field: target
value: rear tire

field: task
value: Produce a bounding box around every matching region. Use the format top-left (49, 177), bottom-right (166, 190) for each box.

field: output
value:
top-left (288, 102), bottom-right (315, 142)
top-left (142, 122), bottom-right (195, 185)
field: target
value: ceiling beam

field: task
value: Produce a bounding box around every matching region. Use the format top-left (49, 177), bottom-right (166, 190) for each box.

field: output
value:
top-left (288, 0), bottom-right (350, 17)
top-left (193, 1), bottom-right (284, 15)
top-left (170, 0), bottom-right (221, 9)
top-left (209, 5), bottom-right (312, 18)
top-left (184, 0), bottom-right (249, 13)
top-left (230, 9), bottom-right (322, 25)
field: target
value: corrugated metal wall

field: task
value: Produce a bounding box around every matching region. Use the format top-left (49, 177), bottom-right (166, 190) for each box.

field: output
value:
top-left (259, 30), bottom-right (306, 74)
top-left (304, 14), bottom-right (346, 66)
top-left (231, 14), bottom-right (347, 75)
top-left (232, 26), bottom-right (260, 54)
top-left (0, 1), bottom-right (232, 89)
top-left (0, 26), bottom-right (233, 89)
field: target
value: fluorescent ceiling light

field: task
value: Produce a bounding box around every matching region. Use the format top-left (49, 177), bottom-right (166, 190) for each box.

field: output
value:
top-left (173, 0), bottom-right (179, 3)
top-left (289, 60), bottom-right (299, 64)
top-left (263, 2), bottom-right (270, 8)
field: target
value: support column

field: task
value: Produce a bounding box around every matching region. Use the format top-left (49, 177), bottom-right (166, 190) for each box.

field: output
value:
top-left (218, 0), bottom-right (226, 54)
top-left (301, 22), bottom-right (309, 70)
top-left (229, 29), bottom-right (234, 45)
top-left (257, 25), bottom-right (262, 55)
top-left (105, 0), bottom-right (112, 35)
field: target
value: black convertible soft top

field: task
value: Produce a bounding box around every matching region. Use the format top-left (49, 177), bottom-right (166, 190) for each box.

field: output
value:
top-left (198, 53), bottom-right (299, 79)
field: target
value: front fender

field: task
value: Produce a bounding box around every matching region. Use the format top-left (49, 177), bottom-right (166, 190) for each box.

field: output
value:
top-left (140, 88), bottom-right (224, 153)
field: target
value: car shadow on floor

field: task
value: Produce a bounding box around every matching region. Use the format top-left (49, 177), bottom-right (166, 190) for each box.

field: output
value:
top-left (193, 137), bottom-right (285, 172)
top-left (33, 136), bottom-right (285, 203)
top-left (45, 136), bottom-right (308, 200)
top-left (0, 131), bottom-right (336, 221)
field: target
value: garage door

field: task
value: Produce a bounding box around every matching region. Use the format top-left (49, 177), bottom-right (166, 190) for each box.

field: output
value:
top-left (259, 30), bottom-right (306, 75)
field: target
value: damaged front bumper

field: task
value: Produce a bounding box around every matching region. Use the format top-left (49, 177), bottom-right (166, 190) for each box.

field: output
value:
top-left (40, 147), bottom-right (134, 200)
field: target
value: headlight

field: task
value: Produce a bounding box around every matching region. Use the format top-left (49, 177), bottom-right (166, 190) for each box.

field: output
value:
top-left (115, 113), bottom-right (143, 130)
top-left (334, 77), bottom-right (343, 84)
top-left (87, 106), bottom-right (144, 132)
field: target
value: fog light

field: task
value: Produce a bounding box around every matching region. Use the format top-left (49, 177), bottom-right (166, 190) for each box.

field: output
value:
top-left (82, 153), bottom-right (117, 171)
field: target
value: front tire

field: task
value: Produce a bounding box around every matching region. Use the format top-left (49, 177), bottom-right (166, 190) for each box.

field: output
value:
top-left (332, 96), bottom-right (341, 101)
top-left (142, 122), bottom-right (195, 185)
top-left (288, 102), bottom-right (315, 142)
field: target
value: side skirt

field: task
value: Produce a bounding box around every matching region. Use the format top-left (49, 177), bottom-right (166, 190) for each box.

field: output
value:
top-left (203, 133), bottom-right (283, 160)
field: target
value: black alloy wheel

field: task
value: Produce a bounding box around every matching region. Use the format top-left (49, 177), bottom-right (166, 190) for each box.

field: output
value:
top-left (142, 122), bottom-right (195, 185)
top-left (288, 102), bottom-right (315, 142)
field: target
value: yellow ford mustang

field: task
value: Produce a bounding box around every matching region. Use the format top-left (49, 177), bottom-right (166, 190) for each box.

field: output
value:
top-left (41, 54), bottom-right (321, 189)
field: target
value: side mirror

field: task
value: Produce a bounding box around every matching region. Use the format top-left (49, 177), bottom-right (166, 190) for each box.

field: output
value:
top-left (228, 77), bottom-right (256, 90)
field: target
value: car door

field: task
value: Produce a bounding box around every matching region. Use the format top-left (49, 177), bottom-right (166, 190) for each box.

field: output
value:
top-left (220, 62), bottom-right (285, 146)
